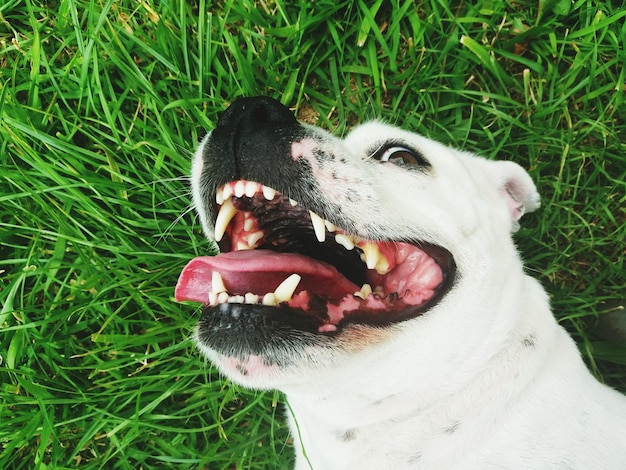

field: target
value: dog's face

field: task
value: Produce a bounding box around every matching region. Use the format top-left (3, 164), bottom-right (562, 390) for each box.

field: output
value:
top-left (176, 97), bottom-right (540, 393)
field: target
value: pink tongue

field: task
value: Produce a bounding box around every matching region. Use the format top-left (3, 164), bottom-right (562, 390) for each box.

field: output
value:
top-left (175, 250), bottom-right (360, 304)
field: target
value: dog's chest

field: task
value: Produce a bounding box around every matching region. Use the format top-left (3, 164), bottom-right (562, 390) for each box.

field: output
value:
top-left (289, 395), bottom-right (477, 470)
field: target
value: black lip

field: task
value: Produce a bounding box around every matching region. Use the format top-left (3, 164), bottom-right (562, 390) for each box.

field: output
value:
top-left (196, 303), bottom-right (330, 362)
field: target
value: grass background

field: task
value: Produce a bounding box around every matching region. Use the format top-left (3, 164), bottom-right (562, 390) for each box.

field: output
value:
top-left (1, 0), bottom-right (625, 468)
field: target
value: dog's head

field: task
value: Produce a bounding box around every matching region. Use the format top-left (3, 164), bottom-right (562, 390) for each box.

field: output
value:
top-left (176, 97), bottom-right (540, 391)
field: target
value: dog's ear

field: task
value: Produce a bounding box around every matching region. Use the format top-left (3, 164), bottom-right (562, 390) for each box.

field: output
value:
top-left (491, 161), bottom-right (541, 232)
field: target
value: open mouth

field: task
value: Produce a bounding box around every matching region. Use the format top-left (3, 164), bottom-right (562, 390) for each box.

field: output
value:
top-left (175, 180), bottom-right (455, 333)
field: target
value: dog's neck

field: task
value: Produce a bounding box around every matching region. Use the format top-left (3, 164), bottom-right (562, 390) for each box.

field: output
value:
top-left (283, 274), bottom-right (563, 466)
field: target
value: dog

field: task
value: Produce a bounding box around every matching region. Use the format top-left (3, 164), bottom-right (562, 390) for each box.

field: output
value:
top-left (175, 96), bottom-right (626, 469)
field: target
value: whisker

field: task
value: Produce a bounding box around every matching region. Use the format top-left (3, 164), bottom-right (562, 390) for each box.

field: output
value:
top-left (155, 190), bottom-right (193, 208)
top-left (174, 143), bottom-right (195, 158)
top-left (135, 175), bottom-right (191, 189)
top-left (155, 203), bottom-right (197, 246)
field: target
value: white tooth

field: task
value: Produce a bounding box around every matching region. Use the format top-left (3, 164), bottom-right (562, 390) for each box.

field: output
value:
top-left (234, 180), bottom-right (245, 198)
top-left (215, 188), bottom-right (225, 205)
top-left (309, 211), bottom-right (326, 243)
top-left (374, 285), bottom-right (385, 296)
top-left (236, 240), bottom-right (252, 251)
top-left (262, 293), bottom-right (278, 306)
top-left (354, 283), bottom-right (372, 300)
top-left (262, 185), bottom-right (276, 200)
top-left (358, 242), bottom-right (391, 274)
top-left (211, 271), bottom-right (227, 293)
top-left (229, 295), bottom-right (244, 303)
top-left (245, 181), bottom-right (259, 197)
top-left (375, 256), bottom-right (391, 275)
top-left (335, 234), bottom-right (355, 250)
top-left (245, 293), bottom-right (259, 304)
top-left (214, 198), bottom-right (237, 242)
top-left (244, 215), bottom-right (254, 232)
top-left (208, 292), bottom-right (217, 305)
top-left (247, 230), bottom-right (264, 247)
top-left (361, 243), bottom-right (380, 270)
top-left (290, 198), bottom-right (298, 206)
top-left (222, 184), bottom-right (233, 200)
top-left (218, 292), bottom-right (229, 303)
top-left (325, 220), bottom-right (337, 232)
top-left (273, 274), bottom-right (302, 302)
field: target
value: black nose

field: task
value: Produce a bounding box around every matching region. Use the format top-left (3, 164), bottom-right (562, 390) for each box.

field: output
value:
top-left (217, 96), bottom-right (297, 135)
top-left (204, 96), bottom-right (304, 187)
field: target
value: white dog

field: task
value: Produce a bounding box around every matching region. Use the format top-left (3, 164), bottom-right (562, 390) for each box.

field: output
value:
top-left (176, 97), bottom-right (626, 469)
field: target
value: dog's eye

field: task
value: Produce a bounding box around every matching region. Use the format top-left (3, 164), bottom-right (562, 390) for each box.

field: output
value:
top-left (375, 146), bottom-right (427, 167)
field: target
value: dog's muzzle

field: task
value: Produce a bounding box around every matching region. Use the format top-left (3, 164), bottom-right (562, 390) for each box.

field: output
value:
top-left (175, 97), bottom-right (455, 352)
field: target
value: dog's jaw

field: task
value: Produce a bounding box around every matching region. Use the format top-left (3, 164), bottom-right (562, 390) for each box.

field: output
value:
top-left (176, 97), bottom-right (538, 388)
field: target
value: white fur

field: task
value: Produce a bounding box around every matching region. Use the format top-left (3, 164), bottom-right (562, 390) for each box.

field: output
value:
top-left (193, 121), bottom-right (626, 469)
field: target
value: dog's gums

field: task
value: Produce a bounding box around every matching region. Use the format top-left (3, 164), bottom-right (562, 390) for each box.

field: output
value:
top-left (175, 179), bottom-right (454, 332)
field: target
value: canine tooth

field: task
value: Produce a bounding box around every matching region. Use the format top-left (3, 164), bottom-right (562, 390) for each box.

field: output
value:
top-left (247, 230), bottom-right (264, 247)
top-left (262, 185), bottom-right (276, 200)
top-left (214, 198), bottom-right (237, 242)
top-left (335, 234), bottom-right (355, 250)
top-left (245, 181), bottom-right (259, 197)
top-left (234, 180), bottom-right (245, 197)
top-left (309, 211), bottom-right (326, 243)
top-left (289, 198), bottom-right (298, 206)
top-left (211, 271), bottom-right (227, 293)
top-left (325, 220), bottom-right (337, 232)
top-left (217, 292), bottom-right (229, 303)
top-left (262, 293), bottom-right (278, 306)
top-left (274, 274), bottom-right (301, 302)
top-left (245, 293), bottom-right (259, 304)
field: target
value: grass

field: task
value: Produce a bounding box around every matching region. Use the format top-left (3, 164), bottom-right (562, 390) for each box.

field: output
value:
top-left (1, 0), bottom-right (624, 468)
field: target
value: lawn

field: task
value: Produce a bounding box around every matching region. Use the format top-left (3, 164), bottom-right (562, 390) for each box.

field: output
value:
top-left (1, 0), bottom-right (625, 468)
